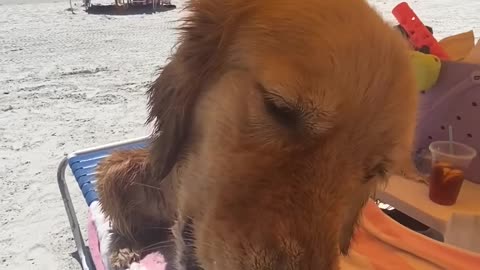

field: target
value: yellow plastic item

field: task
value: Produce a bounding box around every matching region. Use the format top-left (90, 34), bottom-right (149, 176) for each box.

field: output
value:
top-left (409, 51), bottom-right (442, 92)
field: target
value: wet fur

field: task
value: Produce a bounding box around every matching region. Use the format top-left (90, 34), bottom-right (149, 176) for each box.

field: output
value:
top-left (99, 0), bottom-right (419, 269)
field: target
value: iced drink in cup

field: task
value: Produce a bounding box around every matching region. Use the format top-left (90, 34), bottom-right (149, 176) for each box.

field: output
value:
top-left (428, 141), bottom-right (477, 205)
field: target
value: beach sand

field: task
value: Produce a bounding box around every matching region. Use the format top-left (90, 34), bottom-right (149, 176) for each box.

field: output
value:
top-left (0, 0), bottom-right (478, 269)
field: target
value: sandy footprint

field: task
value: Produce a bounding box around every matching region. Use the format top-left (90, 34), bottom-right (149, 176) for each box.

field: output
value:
top-left (22, 244), bottom-right (59, 269)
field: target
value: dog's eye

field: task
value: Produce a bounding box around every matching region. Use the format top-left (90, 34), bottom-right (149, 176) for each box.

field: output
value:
top-left (264, 98), bottom-right (299, 128)
top-left (257, 84), bottom-right (301, 128)
top-left (364, 162), bottom-right (389, 182)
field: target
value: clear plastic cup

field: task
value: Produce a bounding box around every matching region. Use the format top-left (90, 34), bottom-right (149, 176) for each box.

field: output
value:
top-left (428, 141), bottom-right (477, 205)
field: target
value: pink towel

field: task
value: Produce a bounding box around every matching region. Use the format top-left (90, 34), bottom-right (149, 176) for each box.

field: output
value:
top-left (128, 253), bottom-right (167, 270)
top-left (87, 210), bottom-right (107, 270)
top-left (88, 200), bottom-right (480, 270)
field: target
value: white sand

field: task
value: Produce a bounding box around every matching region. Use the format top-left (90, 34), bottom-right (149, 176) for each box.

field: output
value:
top-left (0, 0), bottom-right (478, 269)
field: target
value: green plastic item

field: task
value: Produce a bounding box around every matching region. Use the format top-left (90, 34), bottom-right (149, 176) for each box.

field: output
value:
top-left (409, 51), bottom-right (442, 92)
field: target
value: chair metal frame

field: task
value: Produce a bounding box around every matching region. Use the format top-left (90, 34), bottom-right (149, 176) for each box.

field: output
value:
top-left (57, 136), bottom-right (150, 270)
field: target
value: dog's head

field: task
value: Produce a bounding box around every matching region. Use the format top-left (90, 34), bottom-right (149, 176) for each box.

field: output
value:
top-left (147, 0), bottom-right (417, 269)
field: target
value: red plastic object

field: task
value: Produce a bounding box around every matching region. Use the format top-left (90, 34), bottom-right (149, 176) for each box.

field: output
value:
top-left (392, 2), bottom-right (450, 60)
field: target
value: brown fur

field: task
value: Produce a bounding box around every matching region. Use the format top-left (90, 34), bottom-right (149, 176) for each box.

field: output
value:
top-left (96, 149), bottom-right (177, 268)
top-left (100, 0), bottom-right (419, 269)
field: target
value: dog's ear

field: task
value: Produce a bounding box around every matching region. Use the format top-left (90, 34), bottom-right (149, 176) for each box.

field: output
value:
top-left (146, 60), bottom-right (185, 180)
top-left (146, 0), bottom-right (253, 179)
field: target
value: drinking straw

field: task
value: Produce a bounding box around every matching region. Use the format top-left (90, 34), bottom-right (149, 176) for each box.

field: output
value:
top-left (448, 125), bottom-right (454, 154)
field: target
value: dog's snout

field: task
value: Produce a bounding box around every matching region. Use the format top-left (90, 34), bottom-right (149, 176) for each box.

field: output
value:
top-left (245, 242), bottom-right (338, 270)
top-left (237, 227), bottom-right (339, 270)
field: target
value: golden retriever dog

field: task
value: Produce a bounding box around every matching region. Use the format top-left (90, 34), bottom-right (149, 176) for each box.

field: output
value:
top-left (98, 0), bottom-right (419, 269)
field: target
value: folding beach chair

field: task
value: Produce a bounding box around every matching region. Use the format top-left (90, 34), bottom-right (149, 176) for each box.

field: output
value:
top-left (57, 136), bottom-right (480, 270)
top-left (57, 136), bottom-right (150, 270)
